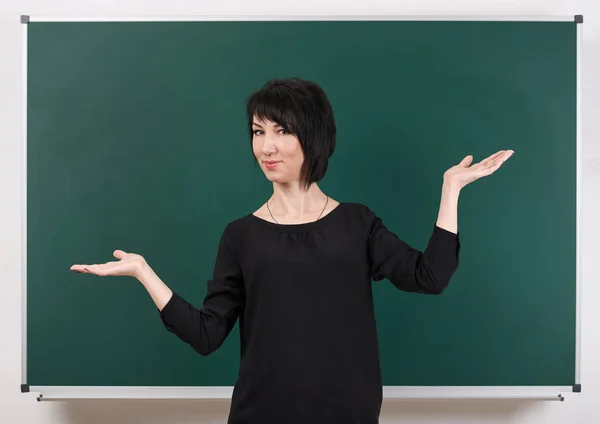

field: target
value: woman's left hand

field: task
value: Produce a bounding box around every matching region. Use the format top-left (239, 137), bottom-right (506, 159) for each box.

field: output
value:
top-left (443, 149), bottom-right (515, 190)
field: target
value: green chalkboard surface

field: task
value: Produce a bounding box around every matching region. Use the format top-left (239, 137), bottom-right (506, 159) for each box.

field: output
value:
top-left (24, 18), bottom-right (579, 396)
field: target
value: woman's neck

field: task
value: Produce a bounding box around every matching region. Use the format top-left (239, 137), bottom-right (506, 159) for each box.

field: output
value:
top-left (269, 181), bottom-right (328, 217)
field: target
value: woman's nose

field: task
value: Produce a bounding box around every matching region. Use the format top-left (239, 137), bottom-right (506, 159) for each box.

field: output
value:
top-left (261, 137), bottom-right (277, 153)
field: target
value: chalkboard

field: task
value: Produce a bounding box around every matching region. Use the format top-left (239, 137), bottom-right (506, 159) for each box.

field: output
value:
top-left (22, 16), bottom-right (582, 400)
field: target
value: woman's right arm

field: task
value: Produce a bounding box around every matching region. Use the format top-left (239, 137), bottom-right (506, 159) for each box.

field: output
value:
top-left (71, 224), bottom-right (245, 356)
top-left (136, 261), bottom-right (174, 311)
top-left (153, 225), bottom-right (246, 356)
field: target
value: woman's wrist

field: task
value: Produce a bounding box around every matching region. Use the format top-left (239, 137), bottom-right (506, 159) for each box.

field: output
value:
top-left (135, 259), bottom-right (154, 285)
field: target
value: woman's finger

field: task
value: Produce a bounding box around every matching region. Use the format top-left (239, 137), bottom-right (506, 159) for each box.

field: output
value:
top-left (486, 151), bottom-right (514, 169)
top-left (113, 250), bottom-right (127, 259)
top-left (87, 264), bottom-right (106, 275)
top-left (70, 263), bottom-right (107, 274)
top-left (482, 153), bottom-right (511, 176)
top-left (70, 264), bottom-right (88, 273)
top-left (479, 150), bottom-right (506, 167)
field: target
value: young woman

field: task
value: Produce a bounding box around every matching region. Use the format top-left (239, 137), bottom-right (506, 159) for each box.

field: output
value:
top-left (71, 78), bottom-right (513, 424)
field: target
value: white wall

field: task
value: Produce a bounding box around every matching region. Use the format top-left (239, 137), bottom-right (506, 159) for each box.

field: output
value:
top-left (1, 1), bottom-right (598, 423)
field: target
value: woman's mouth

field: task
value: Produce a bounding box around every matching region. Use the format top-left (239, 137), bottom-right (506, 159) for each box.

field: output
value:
top-left (264, 161), bottom-right (280, 170)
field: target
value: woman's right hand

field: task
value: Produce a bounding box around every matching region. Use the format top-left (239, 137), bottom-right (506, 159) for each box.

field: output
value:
top-left (70, 250), bottom-right (146, 279)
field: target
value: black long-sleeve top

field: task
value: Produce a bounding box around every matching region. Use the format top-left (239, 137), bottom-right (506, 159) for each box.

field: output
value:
top-left (159, 202), bottom-right (460, 424)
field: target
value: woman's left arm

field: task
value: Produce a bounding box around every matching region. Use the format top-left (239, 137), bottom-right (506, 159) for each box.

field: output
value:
top-left (435, 182), bottom-right (461, 234)
top-left (437, 149), bottom-right (515, 234)
top-left (368, 149), bottom-right (514, 294)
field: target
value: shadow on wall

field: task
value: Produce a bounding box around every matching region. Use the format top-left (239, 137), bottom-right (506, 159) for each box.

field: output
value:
top-left (56, 399), bottom-right (232, 424)
top-left (53, 397), bottom-right (548, 423)
top-left (381, 398), bottom-right (552, 422)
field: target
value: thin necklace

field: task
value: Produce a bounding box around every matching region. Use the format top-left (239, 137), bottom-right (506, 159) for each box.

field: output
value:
top-left (267, 196), bottom-right (329, 224)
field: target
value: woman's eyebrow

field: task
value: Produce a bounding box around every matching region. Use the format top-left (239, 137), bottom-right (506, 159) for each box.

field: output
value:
top-left (252, 122), bottom-right (283, 128)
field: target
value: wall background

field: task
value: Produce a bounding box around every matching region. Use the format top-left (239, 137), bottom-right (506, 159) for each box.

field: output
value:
top-left (1, 1), bottom-right (598, 423)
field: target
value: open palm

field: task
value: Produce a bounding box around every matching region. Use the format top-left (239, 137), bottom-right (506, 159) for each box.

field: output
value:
top-left (444, 149), bottom-right (514, 189)
top-left (70, 250), bottom-right (145, 278)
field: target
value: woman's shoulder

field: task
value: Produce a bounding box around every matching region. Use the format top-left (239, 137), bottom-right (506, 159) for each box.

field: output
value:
top-left (339, 201), bottom-right (381, 227)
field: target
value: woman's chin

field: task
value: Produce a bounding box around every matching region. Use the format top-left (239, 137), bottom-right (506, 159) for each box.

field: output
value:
top-left (264, 173), bottom-right (292, 184)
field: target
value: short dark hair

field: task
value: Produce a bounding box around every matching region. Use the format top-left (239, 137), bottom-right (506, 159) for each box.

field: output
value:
top-left (246, 77), bottom-right (336, 190)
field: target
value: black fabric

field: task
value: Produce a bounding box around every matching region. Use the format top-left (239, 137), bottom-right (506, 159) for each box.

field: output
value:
top-left (159, 202), bottom-right (460, 424)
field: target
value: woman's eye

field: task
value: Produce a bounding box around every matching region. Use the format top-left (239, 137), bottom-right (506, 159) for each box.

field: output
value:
top-left (252, 129), bottom-right (289, 136)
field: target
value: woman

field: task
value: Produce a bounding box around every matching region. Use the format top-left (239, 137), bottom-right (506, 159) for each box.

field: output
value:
top-left (71, 78), bottom-right (513, 424)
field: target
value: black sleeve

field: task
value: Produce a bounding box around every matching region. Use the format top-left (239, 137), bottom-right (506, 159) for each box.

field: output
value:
top-left (365, 205), bottom-right (460, 294)
top-left (159, 223), bottom-right (245, 355)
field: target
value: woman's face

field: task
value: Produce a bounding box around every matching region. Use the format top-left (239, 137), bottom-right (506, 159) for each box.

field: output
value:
top-left (252, 116), bottom-right (304, 185)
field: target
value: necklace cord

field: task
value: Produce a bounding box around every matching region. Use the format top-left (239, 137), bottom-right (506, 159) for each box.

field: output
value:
top-left (267, 196), bottom-right (329, 224)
